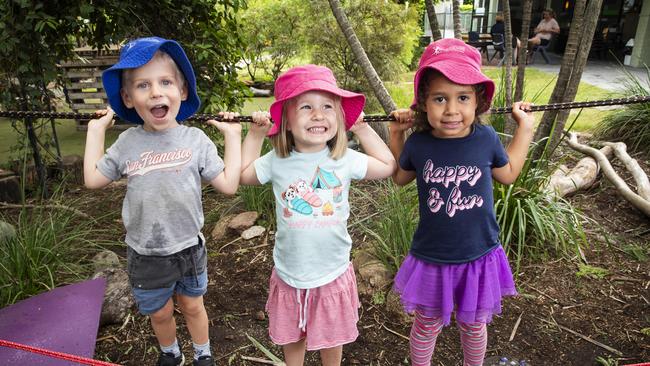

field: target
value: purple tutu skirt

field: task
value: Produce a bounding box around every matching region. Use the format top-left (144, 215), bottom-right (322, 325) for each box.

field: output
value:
top-left (393, 246), bottom-right (517, 325)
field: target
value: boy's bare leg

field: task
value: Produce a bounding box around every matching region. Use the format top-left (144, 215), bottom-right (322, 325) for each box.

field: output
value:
top-left (283, 339), bottom-right (307, 366)
top-left (177, 294), bottom-right (209, 344)
top-left (149, 298), bottom-right (177, 346)
top-left (320, 345), bottom-right (343, 366)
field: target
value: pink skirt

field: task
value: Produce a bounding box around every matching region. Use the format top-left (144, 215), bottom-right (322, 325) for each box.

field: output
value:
top-left (265, 263), bottom-right (360, 350)
top-left (393, 246), bottom-right (517, 325)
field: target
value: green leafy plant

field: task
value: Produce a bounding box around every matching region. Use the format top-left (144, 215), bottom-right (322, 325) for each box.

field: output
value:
top-left (240, 0), bottom-right (305, 81)
top-left (304, 0), bottom-right (419, 112)
top-left (371, 291), bottom-right (386, 305)
top-left (576, 264), bottom-right (609, 279)
top-left (0, 0), bottom-right (249, 194)
top-left (595, 356), bottom-right (619, 366)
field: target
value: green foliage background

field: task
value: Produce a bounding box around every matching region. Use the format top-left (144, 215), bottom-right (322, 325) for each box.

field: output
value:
top-left (0, 0), bottom-right (249, 174)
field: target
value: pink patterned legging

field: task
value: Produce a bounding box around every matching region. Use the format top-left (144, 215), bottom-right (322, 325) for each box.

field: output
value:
top-left (410, 310), bottom-right (487, 366)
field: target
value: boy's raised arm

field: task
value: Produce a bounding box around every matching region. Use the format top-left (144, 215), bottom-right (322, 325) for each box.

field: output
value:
top-left (84, 109), bottom-right (115, 189)
top-left (207, 113), bottom-right (242, 195)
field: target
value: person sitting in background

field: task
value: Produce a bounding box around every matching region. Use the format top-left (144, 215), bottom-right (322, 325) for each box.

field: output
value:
top-left (528, 8), bottom-right (560, 48)
top-left (490, 13), bottom-right (520, 63)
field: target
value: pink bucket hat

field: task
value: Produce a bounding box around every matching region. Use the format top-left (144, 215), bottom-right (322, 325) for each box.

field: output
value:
top-left (412, 38), bottom-right (495, 113)
top-left (268, 64), bottom-right (366, 137)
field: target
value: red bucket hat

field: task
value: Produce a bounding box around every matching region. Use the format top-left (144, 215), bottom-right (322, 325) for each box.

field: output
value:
top-left (411, 38), bottom-right (495, 113)
top-left (268, 64), bottom-right (366, 137)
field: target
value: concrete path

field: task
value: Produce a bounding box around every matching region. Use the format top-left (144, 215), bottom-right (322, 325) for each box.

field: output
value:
top-left (527, 52), bottom-right (649, 92)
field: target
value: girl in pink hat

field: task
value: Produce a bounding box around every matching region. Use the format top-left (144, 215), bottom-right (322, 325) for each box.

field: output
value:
top-left (240, 64), bottom-right (396, 365)
top-left (389, 38), bottom-right (535, 366)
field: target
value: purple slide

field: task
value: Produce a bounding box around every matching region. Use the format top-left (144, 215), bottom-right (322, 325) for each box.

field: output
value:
top-left (0, 278), bottom-right (106, 365)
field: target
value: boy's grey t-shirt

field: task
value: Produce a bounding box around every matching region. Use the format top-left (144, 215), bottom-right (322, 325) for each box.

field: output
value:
top-left (255, 147), bottom-right (368, 289)
top-left (97, 125), bottom-right (224, 256)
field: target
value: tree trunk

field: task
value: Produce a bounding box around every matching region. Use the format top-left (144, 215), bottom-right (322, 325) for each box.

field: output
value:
top-left (452, 0), bottom-right (462, 40)
top-left (514, 0), bottom-right (533, 102)
top-left (327, 0), bottom-right (392, 142)
top-left (532, 0), bottom-right (599, 161)
top-left (424, 0), bottom-right (442, 41)
top-left (501, 0), bottom-right (515, 138)
top-left (545, 0), bottom-right (603, 153)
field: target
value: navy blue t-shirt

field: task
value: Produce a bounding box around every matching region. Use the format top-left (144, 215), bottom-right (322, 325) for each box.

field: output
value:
top-left (400, 124), bottom-right (509, 263)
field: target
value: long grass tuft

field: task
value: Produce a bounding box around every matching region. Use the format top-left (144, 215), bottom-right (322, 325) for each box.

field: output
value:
top-left (593, 65), bottom-right (650, 153)
top-left (237, 135), bottom-right (276, 227)
top-left (359, 180), bottom-right (419, 275)
top-left (493, 141), bottom-right (588, 272)
top-left (0, 203), bottom-right (98, 307)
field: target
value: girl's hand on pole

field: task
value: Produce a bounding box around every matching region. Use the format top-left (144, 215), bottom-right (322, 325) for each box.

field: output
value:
top-left (250, 111), bottom-right (273, 136)
top-left (349, 112), bottom-right (369, 134)
top-left (511, 101), bottom-right (535, 133)
top-left (389, 109), bottom-right (414, 134)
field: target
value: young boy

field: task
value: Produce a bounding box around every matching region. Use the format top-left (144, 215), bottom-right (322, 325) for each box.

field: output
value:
top-left (83, 37), bottom-right (241, 366)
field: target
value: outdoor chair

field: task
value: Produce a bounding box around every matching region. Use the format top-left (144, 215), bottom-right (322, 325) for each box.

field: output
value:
top-left (467, 31), bottom-right (489, 57)
top-left (589, 26), bottom-right (611, 60)
top-left (489, 33), bottom-right (517, 66)
top-left (529, 36), bottom-right (553, 64)
top-left (489, 33), bottom-right (505, 64)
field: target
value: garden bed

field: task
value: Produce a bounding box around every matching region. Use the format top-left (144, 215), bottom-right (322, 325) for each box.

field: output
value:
top-left (84, 163), bottom-right (650, 365)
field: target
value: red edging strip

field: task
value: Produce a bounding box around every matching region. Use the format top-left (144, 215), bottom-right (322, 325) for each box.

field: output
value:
top-left (0, 339), bottom-right (119, 366)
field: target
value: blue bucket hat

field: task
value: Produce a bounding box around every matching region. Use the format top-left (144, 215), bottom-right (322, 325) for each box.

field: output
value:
top-left (102, 37), bottom-right (200, 124)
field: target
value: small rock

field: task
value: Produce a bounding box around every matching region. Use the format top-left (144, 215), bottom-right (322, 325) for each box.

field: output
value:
top-left (211, 214), bottom-right (235, 241)
top-left (241, 225), bottom-right (266, 240)
top-left (228, 211), bottom-right (259, 233)
top-left (254, 310), bottom-right (266, 321)
top-left (353, 249), bottom-right (392, 296)
top-left (92, 250), bottom-right (120, 273)
top-left (0, 220), bottom-right (16, 244)
top-left (93, 267), bottom-right (134, 326)
top-left (224, 334), bottom-right (235, 341)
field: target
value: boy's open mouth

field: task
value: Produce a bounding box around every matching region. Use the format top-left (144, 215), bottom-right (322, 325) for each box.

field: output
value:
top-left (150, 105), bottom-right (169, 119)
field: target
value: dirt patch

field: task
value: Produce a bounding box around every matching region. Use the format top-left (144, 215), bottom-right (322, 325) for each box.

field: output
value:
top-left (13, 153), bottom-right (647, 365)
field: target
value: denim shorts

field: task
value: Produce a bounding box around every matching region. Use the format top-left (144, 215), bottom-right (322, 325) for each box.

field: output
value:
top-left (127, 237), bottom-right (208, 315)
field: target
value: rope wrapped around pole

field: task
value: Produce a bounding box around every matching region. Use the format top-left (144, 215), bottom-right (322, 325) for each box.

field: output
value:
top-left (1, 95), bottom-right (649, 123)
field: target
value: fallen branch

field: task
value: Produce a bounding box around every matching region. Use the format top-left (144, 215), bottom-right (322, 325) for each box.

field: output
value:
top-left (537, 317), bottom-right (623, 356)
top-left (216, 344), bottom-right (252, 361)
top-left (217, 236), bottom-right (241, 253)
top-left (241, 356), bottom-right (284, 365)
top-left (565, 133), bottom-right (650, 216)
top-left (602, 142), bottom-right (650, 201)
top-left (544, 144), bottom-right (613, 197)
top-left (381, 323), bottom-right (409, 341)
top-left (509, 312), bottom-right (523, 342)
top-left (0, 202), bottom-right (89, 218)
